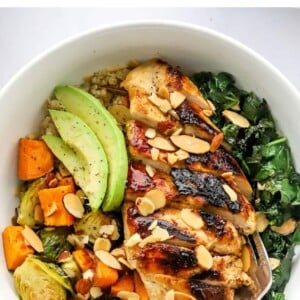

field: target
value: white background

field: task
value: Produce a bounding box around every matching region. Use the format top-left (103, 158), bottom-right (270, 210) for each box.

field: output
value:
top-left (0, 8), bottom-right (299, 92)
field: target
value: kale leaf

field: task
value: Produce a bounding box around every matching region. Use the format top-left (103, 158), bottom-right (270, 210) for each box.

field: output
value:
top-left (192, 71), bottom-right (300, 299)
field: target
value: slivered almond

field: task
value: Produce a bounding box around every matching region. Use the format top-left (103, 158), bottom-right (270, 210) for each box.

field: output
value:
top-left (57, 250), bottom-right (72, 263)
top-left (144, 189), bottom-right (166, 210)
top-left (202, 109), bottom-right (213, 117)
top-left (34, 204), bottom-right (44, 223)
top-left (180, 208), bottom-right (204, 229)
top-left (145, 164), bottom-right (156, 177)
top-left (165, 289), bottom-right (175, 300)
top-left (195, 245), bottom-right (213, 270)
top-left (138, 234), bottom-right (161, 248)
top-left (241, 245), bottom-right (252, 272)
top-left (150, 147), bottom-right (160, 160)
top-left (99, 224), bottom-right (115, 236)
top-left (148, 220), bottom-right (158, 230)
top-left (117, 291), bottom-right (140, 300)
top-left (170, 91), bottom-right (186, 109)
top-left (118, 257), bottom-right (135, 270)
top-left (171, 127), bottom-right (183, 136)
top-left (271, 218), bottom-right (297, 236)
top-left (110, 247), bottom-right (126, 258)
top-left (210, 132), bottom-right (224, 152)
top-left (152, 226), bottom-right (171, 241)
top-left (83, 269), bottom-right (94, 280)
top-left (158, 86), bottom-right (170, 100)
top-left (269, 257), bottom-right (281, 270)
top-left (63, 193), bottom-right (84, 218)
top-left (170, 135), bottom-right (210, 154)
top-left (90, 287), bottom-right (103, 299)
top-left (170, 109), bottom-right (180, 120)
top-left (136, 197), bottom-right (155, 216)
top-left (125, 233), bottom-right (142, 247)
top-left (95, 250), bottom-right (122, 270)
top-left (175, 149), bottom-right (190, 161)
top-left (222, 110), bottom-right (250, 128)
top-left (48, 177), bottom-right (58, 188)
top-left (111, 219), bottom-right (120, 241)
top-left (207, 100), bottom-right (216, 112)
top-left (174, 291), bottom-right (197, 300)
top-left (256, 212), bottom-right (269, 232)
top-left (58, 162), bottom-right (71, 177)
top-left (148, 136), bottom-right (176, 151)
top-left (167, 152), bottom-right (179, 165)
top-left (148, 93), bottom-right (172, 113)
top-left (45, 202), bottom-right (58, 217)
top-left (94, 237), bottom-right (111, 252)
top-left (145, 127), bottom-right (156, 139)
top-left (222, 184), bottom-right (238, 202)
top-left (67, 234), bottom-right (89, 248)
top-left (22, 225), bottom-right (44, 252)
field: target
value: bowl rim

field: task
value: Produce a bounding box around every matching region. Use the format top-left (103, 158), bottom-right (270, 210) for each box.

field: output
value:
top-left (0, 19), bottom-right (299, 100)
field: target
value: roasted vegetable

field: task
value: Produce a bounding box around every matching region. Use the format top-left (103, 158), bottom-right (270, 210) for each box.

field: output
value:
top-left (111, 273), bottom-right (135, 295)
top-left (17, 177), bottom-right (46, 227)
top-left (18, 138), bottom-right (55, 181)
top-left (13, 256), bottom-right (73, 300)
top-left (74, 211), bottom-right (115, 243)
top-left (38, 185), bottom-right (75, 226)
top-left (2, 226), bottom-right (34, 270)
top-left (37, 227), bottom-right (73, 262)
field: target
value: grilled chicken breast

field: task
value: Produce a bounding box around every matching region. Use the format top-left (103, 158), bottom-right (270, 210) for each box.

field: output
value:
top-left (123, 203), bottom-right (252, 298)
top-left (125, 162), bottom-right (256, 235)
top-left (120, 59), bottom-right (258, 300)
top-left (121, 59), bottom-right (215, 132)
top-left (126, 119), bottom-right (253, 199)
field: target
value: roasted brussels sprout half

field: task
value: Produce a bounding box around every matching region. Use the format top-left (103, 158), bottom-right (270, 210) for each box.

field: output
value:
top-left (37, 227), bottom-right (73, 262)
top-left (13, 256), bottom-right (73, 300)
top-left (17, 178), bottom-right (45, 226)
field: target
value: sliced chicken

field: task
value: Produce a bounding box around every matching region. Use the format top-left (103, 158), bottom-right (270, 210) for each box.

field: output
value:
top-left (124, 202), bottom-right (244, 256)
top-left (125, 162), bottom-right (256, 235)
top-left (125, 162), bottom-right (178, 203)
top-left (186, 149), bottom-right (253, 200)
top-left (121, 59), bottom-right (214, 133)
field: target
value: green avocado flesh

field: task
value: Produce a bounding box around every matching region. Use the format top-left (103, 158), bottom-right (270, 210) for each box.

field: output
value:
top-left (42, 135), bottom-right (87, 194)
top-left (45, 110), bottom-right (108, 211)
top-left (54, 85), bottom-right (128, 211)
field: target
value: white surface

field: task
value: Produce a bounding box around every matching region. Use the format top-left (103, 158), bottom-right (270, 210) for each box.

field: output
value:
top-left (0, 8), bottom-right (299, 91)
top-left (0, 10), bottom-right (299, 299)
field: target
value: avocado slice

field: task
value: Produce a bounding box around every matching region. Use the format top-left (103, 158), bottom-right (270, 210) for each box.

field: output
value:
top-left (42, 135), bottom-right (87, 191)
top-left (54, 85), bottom-right (128, 212)
top-left (46, 110), bottom-right (108, 211)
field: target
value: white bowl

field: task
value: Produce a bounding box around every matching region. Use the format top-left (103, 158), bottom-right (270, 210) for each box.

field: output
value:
top-left (0, 20), bottom-right (299, 299)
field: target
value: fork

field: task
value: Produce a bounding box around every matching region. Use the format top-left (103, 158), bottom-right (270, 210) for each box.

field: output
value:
top-left (236, 232), bottom-right (272, 299)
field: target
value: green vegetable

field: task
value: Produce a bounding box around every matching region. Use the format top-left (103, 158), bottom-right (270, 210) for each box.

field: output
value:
top-left (46, 109), bottom-right (108, 211)
top-left (54, 85), bottom-right (128, 212)
top-left (74, 211), bottom-right (115, 243)
top-left (193, 71), bottom-right (300, 299)
top-left (13, 256), bottom-right (73, 300)
top-left (37, 227), bottom-right (73, 262)
top-left (17, 177), bottom-right (45, 227)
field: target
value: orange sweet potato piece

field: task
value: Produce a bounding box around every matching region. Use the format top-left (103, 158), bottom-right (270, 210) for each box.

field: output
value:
top-left (2, 226), bottom-right (34, 270)
top-left (93, 259), bottom-right (119, 288)
top-left (18, 138), bottom-right (55, 181)
top-left (111, 273), bottom-right (134, 295)
top-left (134, 271), bottom-right (149, 300)
top-left (73, 248), bottom-right (95, 272)
top-left (38, 185), bottom-right (75, 226)
top-left (58, 176), bottom-right (76, 192)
